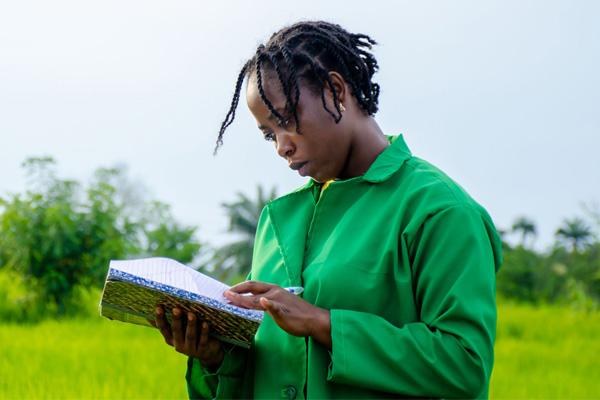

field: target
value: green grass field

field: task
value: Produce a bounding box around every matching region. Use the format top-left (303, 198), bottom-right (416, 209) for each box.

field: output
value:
top-left (1, 302), bottom-right (599, 399)
top-left (491, 301), bottom-right (600, 399)
top-left (0, 318), bottom-right (188, 399)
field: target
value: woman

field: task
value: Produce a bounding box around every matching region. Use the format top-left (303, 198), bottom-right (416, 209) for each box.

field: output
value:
top-left (154, 20), bottom-right (502, 399)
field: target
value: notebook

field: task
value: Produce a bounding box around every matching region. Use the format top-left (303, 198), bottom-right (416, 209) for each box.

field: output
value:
top-left (99, 257), bottom-right (263, 348)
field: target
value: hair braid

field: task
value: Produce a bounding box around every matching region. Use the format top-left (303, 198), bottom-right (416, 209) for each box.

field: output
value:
top-left (265, 52), bottom-right (290, 106)
top-left (214, 20), bottom-right (381, 153)
top-left (277, 28), bottom-right (379, 113)
top-left (293, 51), bottom-right (342, 122)
top-left (214, 61), bottom-right (250, 154)
top-left (280, 45), bottom-right (301, 130)
top-left (319, 40), bottom-right (369, 112)
top-left (255, 53), bottom-right (285, 124)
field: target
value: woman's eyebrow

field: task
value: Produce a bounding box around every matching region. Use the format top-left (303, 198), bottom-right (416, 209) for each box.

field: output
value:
top-left (268, 108), bottom-right (288, 121)
top-left (258, 108), bottom-right (288, 130)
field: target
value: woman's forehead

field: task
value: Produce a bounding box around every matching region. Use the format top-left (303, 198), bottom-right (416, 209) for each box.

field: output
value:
top-left (247, 71), bottom-right (286, 102)
top-left (246, 72), bottom-right (288, 112)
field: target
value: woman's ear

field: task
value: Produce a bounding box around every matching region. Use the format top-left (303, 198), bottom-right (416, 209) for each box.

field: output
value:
top-left (326, 71), bottom-right (347, 107)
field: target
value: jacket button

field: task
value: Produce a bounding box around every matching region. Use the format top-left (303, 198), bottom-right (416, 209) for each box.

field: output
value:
top-left (280, 385), bottom-right (298, 399)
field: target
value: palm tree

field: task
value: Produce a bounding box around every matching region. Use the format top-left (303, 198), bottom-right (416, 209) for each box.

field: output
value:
top-left (512, 216), bottom-right (537, 247)
top-left (210, 185), bottom-right (277, 283)
top-left (556, 217), bottom-right (592, 252)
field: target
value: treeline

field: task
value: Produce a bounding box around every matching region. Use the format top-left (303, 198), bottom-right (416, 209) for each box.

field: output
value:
top-left (498, 215), bottom-right (600, 310)
top-left (0, 158), bottom-right (599, 322)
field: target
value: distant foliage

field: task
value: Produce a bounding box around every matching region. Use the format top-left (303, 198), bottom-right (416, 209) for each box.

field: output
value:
top-left (555, 217), bottom-right (593, 252)
top-left (511, 216), bottom-right (537, 247)
top-left (497, 214), bottom-right (600, 310)
top-left (208, 185), bottom-right (277, 284)
top-left (0, 157), bottom-right (203, 316)
top-left (140, 201), bottom-right (202, 264)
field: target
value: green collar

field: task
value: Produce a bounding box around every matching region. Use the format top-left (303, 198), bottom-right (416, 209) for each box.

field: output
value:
top-left (362, 134), bottom-right (412, 182)
top-left (297, 134), bottom-right (412, 190)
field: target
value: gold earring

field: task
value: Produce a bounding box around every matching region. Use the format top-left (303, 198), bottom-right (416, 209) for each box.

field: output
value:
top-left (340, 103), bottom-right (346, 112)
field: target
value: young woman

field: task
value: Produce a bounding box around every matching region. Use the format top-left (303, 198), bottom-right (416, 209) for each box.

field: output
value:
top-left (154, 20), bottom-right (502, 399)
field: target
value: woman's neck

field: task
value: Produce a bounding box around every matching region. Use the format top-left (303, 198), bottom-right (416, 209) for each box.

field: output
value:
top-left (338, 117), bottom-right (389, 180)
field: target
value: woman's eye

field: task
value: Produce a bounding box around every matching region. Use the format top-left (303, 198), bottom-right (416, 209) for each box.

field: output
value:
top-left (263, 132), bottom-right (276, 142)
top-left (278, 118), bottom-right (292, 128)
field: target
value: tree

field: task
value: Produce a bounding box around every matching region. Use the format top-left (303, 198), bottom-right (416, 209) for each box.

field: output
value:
top-left (80, 166), bottom-right (140, 287)
top-left (210, 185), bottom-right (277, 283)
top-left (496, 246), bottom-right (545, 302)
top-left (512, 216), bottom-right (537, 248)
top-left (141, 201), bottom-right (203, 266)
top-left (87, 167), bottom-right (203, 267)
top-left (0, 157), bottom-right (204, 315)
top-left (556, 217), bottom-right (593, 252)
top-left (0, 157), bottom-right (134, 313)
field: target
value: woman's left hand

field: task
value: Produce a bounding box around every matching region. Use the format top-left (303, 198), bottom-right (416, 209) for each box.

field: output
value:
top-left (224, 281), bottom-right (331, 347)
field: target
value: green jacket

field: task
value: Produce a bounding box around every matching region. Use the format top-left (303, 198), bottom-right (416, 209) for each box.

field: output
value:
top-left (187, 135), bottom-right (503, 399)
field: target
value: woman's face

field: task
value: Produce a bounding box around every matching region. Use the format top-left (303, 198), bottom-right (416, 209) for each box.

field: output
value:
top-left (246, 70), bottom-right (353, 183)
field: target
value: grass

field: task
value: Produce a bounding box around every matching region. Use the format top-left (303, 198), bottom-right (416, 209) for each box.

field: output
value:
top-left (0, 301), bottom-right (599, 399)
top-left (490, 301), bottom-right (600, 399)
top-left (0, 318), bottom-right (188, 399)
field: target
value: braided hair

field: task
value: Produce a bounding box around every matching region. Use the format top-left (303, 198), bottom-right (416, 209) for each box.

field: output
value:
top-left (214, 20), bottom-right (380, 154)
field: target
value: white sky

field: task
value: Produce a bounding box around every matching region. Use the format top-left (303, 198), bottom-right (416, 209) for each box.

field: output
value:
top-left (1, 0), bottom-right (599, 251)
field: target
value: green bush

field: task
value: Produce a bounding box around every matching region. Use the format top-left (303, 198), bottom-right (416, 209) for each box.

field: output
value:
top-left (497, 242), bottom-right (600, 308)
top-left (0, 268), bottom-right (102, 322)
top-left (0, 268), bottom-right (48, 323)
top-left (0, 157), bottom-right (203, 317)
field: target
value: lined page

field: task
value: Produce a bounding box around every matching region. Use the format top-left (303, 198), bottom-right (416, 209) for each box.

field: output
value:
top-left (109, 257), bottom-right (230, 303)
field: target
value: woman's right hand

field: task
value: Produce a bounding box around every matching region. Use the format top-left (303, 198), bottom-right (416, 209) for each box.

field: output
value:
top-left (152, 305), bottom-right (225, 370)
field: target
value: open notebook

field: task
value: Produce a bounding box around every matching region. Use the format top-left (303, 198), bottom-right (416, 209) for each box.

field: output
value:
top-left (99, 257), bottom-right (263, 348)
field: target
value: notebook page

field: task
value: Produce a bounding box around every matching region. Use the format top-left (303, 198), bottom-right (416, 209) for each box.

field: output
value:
top-left (109, 257), bottom-right (230, 303)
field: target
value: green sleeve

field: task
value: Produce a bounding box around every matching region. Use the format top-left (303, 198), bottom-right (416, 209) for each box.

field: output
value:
top-left (327, 205), bottom-right (500, 398)
top-left (186, 343), bottom-right (250, 399)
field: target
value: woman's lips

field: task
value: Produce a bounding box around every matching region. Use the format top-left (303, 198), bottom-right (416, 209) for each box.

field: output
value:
top-left (289, 161), bottom-right (309, 176)
top-left (298, 162), bottom-right (310, 177)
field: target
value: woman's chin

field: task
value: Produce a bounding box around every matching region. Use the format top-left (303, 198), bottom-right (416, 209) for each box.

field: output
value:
top-left (311, 174), bottom-right (334, 183)
top-left (307, 166), bottom-right (336, 183)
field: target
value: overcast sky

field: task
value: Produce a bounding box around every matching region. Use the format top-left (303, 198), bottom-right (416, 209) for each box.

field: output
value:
top-left (1, 0), bottom-right (599, 250)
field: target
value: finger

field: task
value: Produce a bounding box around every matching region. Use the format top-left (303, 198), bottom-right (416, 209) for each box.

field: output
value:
top-left (198, 321), bottom-right (209, 350)
top-left (261, 297), bottom-right (289, 321)
top-left (225, 284), bottom-right (281, 308)
top-left (225, 280), bottom-right (275, 296)
top-left (171, 308), bottom-right (184, 348)
top-left (260, 297), bottom-right (279, 315)
top-left (155, 306), bottom-right (173, 345)
top-left (185, 312), bottom-right (198, 352)
top-left (225, 292), bottom-right (272, 310)
top-left (199, 323), bottom-right (224, 367)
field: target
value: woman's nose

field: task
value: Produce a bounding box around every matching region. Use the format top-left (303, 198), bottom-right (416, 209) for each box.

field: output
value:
top-left (276, 133), bottom-right (295, 159)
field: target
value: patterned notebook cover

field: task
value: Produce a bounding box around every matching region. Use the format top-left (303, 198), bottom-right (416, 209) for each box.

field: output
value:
top-left (99, 268), bottom-right (263, 348)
